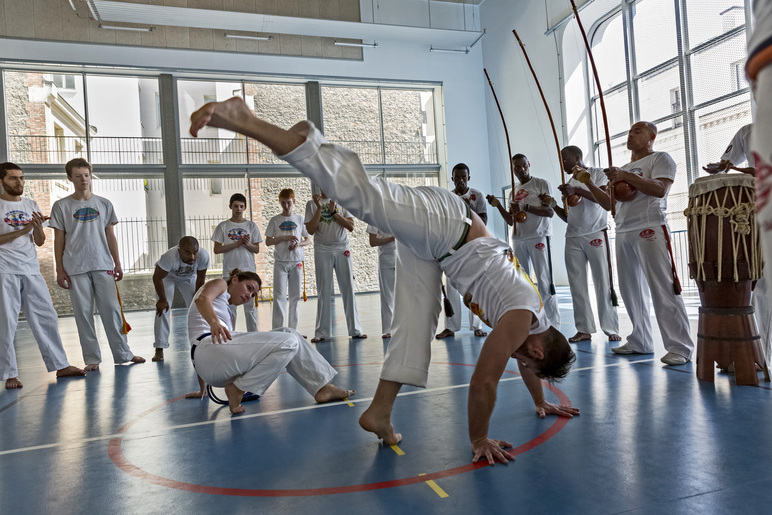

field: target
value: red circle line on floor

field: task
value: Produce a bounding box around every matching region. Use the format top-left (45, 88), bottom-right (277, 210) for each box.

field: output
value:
top-left (109, 363), bottom-right (573, 497)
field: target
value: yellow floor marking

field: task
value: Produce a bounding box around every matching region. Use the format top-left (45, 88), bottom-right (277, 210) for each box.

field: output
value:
top-left (419, 473), bottom-right (449, 498)
top-left (344, 398), bottom-right (355, 407)
top-left (390, 444), bottom-right (405, 455)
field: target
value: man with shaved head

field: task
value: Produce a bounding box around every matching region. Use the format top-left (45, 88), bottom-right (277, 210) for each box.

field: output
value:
top-left (151, 236), bottom-right (210, 361)
top-left (582, 121), bottom-right (693, 366)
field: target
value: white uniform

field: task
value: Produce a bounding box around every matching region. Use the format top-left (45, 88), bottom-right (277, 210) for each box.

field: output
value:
top-left (748, 5), bottom-right (772, 362)
top-left (187, 288), bottom-right (336, 397)
top-left (49, 194), bottom-right (134, 365)
top-left (153, 246), bottom-right (210, 349)
top-left (366, 224), bottom-right (396, 335)
top-left (282, 123), bottom-right (549, 387)
top-left (564, 168), bottom-right (619, 336)
top-left (0, 198), bottom-right (72, 380)
top-left (614, 152), bottom-right (693, 358)
top-left (444, 187), bottom-right (486, 332)
top-left (511, 176), bottom-right (561, 329)
top-left (721, 124), bottom-right (752, 166)
top-left (211, 220), bottom-right (262, 332)
top-left (265, 213), bottom-right (309, 330)
top-left (304, 199), bottom-right (364, 339)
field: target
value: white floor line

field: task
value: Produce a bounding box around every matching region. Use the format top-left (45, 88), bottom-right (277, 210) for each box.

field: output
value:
top-left (0, 357), bottom-right (656, 458)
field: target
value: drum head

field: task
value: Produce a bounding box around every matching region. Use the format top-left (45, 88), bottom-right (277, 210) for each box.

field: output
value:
top-left (689, 173), bottom-right (754, 198)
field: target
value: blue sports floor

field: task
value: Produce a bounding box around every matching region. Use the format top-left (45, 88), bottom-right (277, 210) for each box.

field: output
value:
top-left (3, 288), bottom-right (772, 514)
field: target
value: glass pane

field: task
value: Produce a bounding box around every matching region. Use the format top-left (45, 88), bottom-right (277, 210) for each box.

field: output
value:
top-left (691, 32), bottom-right (749, 105)
top-left (694, 92), bottom-right (753, 173)
top-left (245, 83), bottom-right (307, 165)
top-left (686, 0), bottom-right (747, 49)
top-left (652, 119), bottom-right (689, 232)
top-left (178, 80), bottom-right (245, 164)
top-left (590, 11), bottom-right (627, 92)
top-left (637, 62), bottom-right (683, 122)
top-left (380, 89), bottom-right (437, 164)
top-left (632, 0), bottom-right (678, 73)
top-left (85, 76), bottom-right (162, 165)
top-left (595, 134), bottom-right (629, 169)
top-left (592, 87), bottom-right (630, 141)
top-left (5, 71), bottom-right (86, 164)
top-left (321, 86), bottom-right (383, 164)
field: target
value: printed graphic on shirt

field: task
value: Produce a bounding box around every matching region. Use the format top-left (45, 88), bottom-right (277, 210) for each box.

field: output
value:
top-left (320, 205), bottom-right (337, 225)
top-left (590, 239), bottom-right (603, 247)
top-left (470, 194), bottom-right (477, 201)
top-left (628, 168), bottom-right (643, 177)
top-left (73, 207), bottom-right (100, 223)
top-left (296, 262), bottom-right (303, 269)
top-left (535, 242), bottom-right (546, 252)
top-left (228, 228), bottom-right (249, 241)
top-left (639, 229), bottom-right (656, 240)
top-left (175, 265), bottom-right (194, 275)
top-left (343, 250), bottom-right (351, 257)
top-left (4, 210), bottom-right (29, 230)
top-left (725, 144), bottom-right (733, 154)
top-left (463, 292), bottom-right (492, 328)
top-left (279, 220), bottom-right (298, 232)
top-left (514, 189), bottom-right (529, 202)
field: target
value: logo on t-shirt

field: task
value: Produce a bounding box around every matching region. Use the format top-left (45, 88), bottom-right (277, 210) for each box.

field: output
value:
top-left (590, 239), bottom-right (603, 247)
top-left (343, 250), bottom-right (351, 257)
top-left (296, 262), bottom-right (303, 269)
top-left (535, 243), bottom-right (546, 252)
top-left (4, 210), bottom-right (29, 230)
top-left (725, 144), bottom-right (733, 154)
top-left (73, 207), bottom-right (100, 223)
top-left (639, 229), bottom-right (656, 240)
top-left (470, 194), bottom-right (476, 201)
top-left (514, 189), bottom-right (529, 202)
top-left (176, 265), bottom-right (194, 276)
top-left (279, 220), bottom-right (298, 232)
top-left (463, 292), bottom-right (491, 328)
top-left (228, 228), bottom-right (249, 241)
top-left (320, 205), bottom-right (336, 225)
top-left (629, 168), bottom-right (644, 177)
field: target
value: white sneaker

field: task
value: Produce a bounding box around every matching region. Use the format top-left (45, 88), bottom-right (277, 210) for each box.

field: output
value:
top-left (611, 343), bottom-right (644, 355)
top-left (661, 352), bottom-right (689, 366)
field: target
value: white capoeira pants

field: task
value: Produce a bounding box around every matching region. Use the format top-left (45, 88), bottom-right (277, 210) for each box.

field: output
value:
top-left (565, 231), bottom-right (619, 336)
top-left (313, 247), bottom-right (363, 339)
top-left (615, 227), bottom-right (694, 358)
top-left (68, 270), bottom-right (134, 365)
top-left (154, 275), bottom-right (197, 349)
top-left (513, 236), bottom-right (560, 329)
top-left (282, 124), bottom-right (468, 386)
top-left (0, 274), bottom-right (71, 380)
top-left (378, 261), bottom-right (396, 335)
top-left (272, 260), bottom-right (303, 330)
top-left (753, 275), bottom-right (772, 363)
top-left (224, 273), bottom-right (258, 333)
top-left (191, 327), bottom-right (336, 396)
top-left (444, 280), bottom-right (483, 332)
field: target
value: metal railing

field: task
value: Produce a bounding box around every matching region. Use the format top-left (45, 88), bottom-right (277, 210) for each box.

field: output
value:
top-left (9, 135), bottom-right (164, 165)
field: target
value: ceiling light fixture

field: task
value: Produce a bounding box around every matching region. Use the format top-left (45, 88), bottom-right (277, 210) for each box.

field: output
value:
top-left (99, 24), bottom-right (155, 32)
top-left (429, 45), bottom-right (469, 54)
top-left (224, 33), bottom-right (273, 41)
top-left (333, 41), bottom-right (378, 48)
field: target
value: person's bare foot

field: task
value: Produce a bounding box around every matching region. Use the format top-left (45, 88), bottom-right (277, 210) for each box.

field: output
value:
top-left (436, 329), bottom-right (455, 339)
top-left (185, 390), bottom-right (205, 399)
top-left (311, 337), bottom-right (326, 343)
top-left (84, 364), bottom-right (100, 372)
top-left (359, 409), bottom-right (402, 445)
top-left (569, 332), bottom-right (592, 343)
top-left (608, 334), bottom-right (622, 341)
top-left (130, 356), bottom-right (146, 364)
top-left (314, 383), bottom-right (355, 403)
top-left (382, 333), bottom-right (391, 339)
top-left (225, 383), bottom-right (245, 414)
top-left (5, 377), bottom-right (22, 389)
top-left (352, 334), bottom-right (368, 339)
top-left (474, 329), bottom-right (488, 337)
top-left (56, 366), bottom-right (86, 378)
top-left (190, 97), bottom-right (254, 138)
top-left (152, 349), bottom-right (164, 362)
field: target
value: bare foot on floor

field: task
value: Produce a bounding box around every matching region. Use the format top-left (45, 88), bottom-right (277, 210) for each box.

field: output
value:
top-left (314, 383), bottom-right (355, 403)
top-left (5, 377), bottom-right (22, 389)
top-left (152, 349), bottom-right (164, 362)
top-left (56, 366), bottom-right (86, 378)
top-left (84, 364), bottom-right (100, 372)
top-left (185, 390), bottom-right (205, 399)
top-left (130, 356), bottom-right (146, 364)
top-left (352, 334), bottom-right (368, 339)
top-left (382, 333), bottom-right (391, 339)
top-left (225, 383), bottom-right (245, 414)
top-left (569, 332), bottom-right (592, 343)
top-left (608, 334), bottom-right (622, 341)
top-left (311, 337), bottom-right (326, 343)
top-left (436, 329), bottom-right (454, 339)
top-left (474, 329), bottom-right (488, 337)
top-left (359, 409), bottom-right (402, 445)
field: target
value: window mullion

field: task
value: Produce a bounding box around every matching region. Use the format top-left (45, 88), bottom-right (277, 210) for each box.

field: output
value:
top-left (675, 0), bottom-right (697, 185)
top-left (623, 1), bottom-right (639, 124)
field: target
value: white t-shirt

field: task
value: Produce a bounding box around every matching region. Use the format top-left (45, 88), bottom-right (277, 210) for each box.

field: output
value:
top-left (747, 1), bottom-right (772, 82)
top-left (441, 237), bottom-right (548, 334)
top-left (457, 187), bottom-right (487, 223)
top-left (366, 224), bottom-right (397, 268)
top-left (615, 152), bottom-right (677, 233)
top-left (304, 199), bottom-right (352, 251)
top-left (49, 194), bottom-right (118, 275)
top-left (156, 246), bottom-right (210, 279)
top-left (265, 213), bottom-right (309, 262)
top-left (720, 124), bottom-right (752, 166)
top-left (511, 176), bottom-right (554, 240)
top-left (565, 167), bottom-right (609, 237)
top-left (0, 198), bottom-right (45, 275)
top-left (211, 220), bottom-right (262, 276)
top-left (187, 287), bottom-right (233, 343)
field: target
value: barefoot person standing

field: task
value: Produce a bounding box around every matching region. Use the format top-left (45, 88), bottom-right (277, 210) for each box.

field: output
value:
top-left (0, 162), bottom-right (86, 388)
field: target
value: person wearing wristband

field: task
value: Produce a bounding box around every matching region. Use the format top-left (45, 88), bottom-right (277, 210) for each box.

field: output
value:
top-left (305, 189), bottom-right (366, 343)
